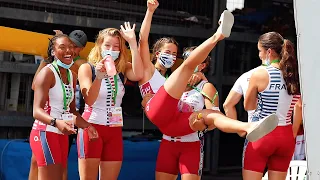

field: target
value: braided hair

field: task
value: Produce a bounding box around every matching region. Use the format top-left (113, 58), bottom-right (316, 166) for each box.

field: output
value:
top-left (46, 34), bottom-right (69, 63)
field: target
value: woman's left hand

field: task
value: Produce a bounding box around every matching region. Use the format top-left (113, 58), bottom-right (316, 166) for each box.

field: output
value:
top-left (120, 22), bottom-right (137, 44)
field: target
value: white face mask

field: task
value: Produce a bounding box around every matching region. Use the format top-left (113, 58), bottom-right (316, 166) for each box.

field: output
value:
top-left (101, 49), bottom-right (120, 61)
top-left (158, 53), bottom-right (176, 69)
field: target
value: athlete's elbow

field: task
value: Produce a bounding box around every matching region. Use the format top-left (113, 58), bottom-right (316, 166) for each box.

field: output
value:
top-left (223, 101), bottom-right (232, 112)
top-left (32, 108), bottom-right (40, 120)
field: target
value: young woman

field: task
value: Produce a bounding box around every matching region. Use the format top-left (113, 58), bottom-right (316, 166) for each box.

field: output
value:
top-left (142, 10), bottom-right (279, 155)
top-left (77, 22), bottom-right (143, 180)
top-left (243, 32), bottom-right (301, 180)
top-left (154, 46), bottom-right (219, 180)
top-left (138, 0), bottom-right (206, 99)
top-left (29, 30), bottom-right (88, 180)
top-left (30, 34), bottom-right (98, 180)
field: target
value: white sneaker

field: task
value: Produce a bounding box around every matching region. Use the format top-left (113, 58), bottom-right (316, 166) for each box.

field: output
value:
top-left (246, 114), bottom-right (279, 142)
top-left (217, 10), bottom-right (234, 38)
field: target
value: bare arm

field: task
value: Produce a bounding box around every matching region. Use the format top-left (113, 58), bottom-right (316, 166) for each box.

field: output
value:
top-left (138, 0), bottom-right (159, 76)
top-left (120, 22), bottom-right (144, 81)
top-left (33, 67), bottom-right (55, 124)
top-left (292, 98), bottom-right (303, 137)
top-left (223, 91), bottom-right (242, 119)
top-left (78, 63), bottom-right (103, 106)
top-left (203, 83), bottom-right (219, 109)
top-left (69, 71), bottom-right (91, 129)
top-left (244, 69), bottom-right (267, 111)
top-left (32, 60), bottom-right (49, 90)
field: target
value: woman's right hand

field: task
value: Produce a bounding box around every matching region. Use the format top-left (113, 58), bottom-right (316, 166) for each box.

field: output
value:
top-left (147, 0), bottom-right (159, 13)
top-left (55, 120), bottom-right (77, 135)
top-left (95, 59), bottom-right (107, 79)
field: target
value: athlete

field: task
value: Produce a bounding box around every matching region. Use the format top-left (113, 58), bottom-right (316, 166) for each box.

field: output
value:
top-left (243, 32), bottom-right (301, 180)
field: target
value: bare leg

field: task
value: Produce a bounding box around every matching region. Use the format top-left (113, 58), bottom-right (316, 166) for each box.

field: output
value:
top-left (38, 164), bottom-right (63, 180)
top-left (28, 153), bottom-right (38, 180)
top-left (78, 158), bottom-right (100, 180)
top-left (164, 32), bottom-right (225, 99)
top-left (156, 172), bottom-right (177, 180)
top-left (99, 161), bottom-right (122, 180)
top-left (201, 109), bottom-right (249, 134)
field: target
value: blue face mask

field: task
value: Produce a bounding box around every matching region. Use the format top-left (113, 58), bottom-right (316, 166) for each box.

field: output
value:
top-left (194, 66), bottom-right (199, 73)
top-left (56, 58), bottom-right (74, 69)
top-left (101, 50), bottom-right (120, 61)
top-left (158, 53), bottom-right (176, 69)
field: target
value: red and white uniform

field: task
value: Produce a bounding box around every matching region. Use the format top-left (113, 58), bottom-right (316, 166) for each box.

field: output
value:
top-left (243, 66), bottom-right (300, 172)
top-left (139, 69), bottom-right (165, 97)
top-left (232, 66), bottom-right (263, 122)
top-left (77, 74), bottom-right (125, 161)
top-left (30, 64), bottom-right (74, 167)
top-left (157, 81), bottom-right (211, 176)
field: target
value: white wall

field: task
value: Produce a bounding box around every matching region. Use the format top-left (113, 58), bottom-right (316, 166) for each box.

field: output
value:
top-left (294, 0), bottom-right (320, 179)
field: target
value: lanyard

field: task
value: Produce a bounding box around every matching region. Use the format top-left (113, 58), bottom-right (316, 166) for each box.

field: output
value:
top-left (73, 56), bottom-right (80, 62)
top-left (188, 84), bottom-right (218, 104)
top-left (261, 59), bottom-right (280, 66)
top-left (51, 61), bottom-right (72, 111)
top-left (107, 75), bottom-right (118, 105)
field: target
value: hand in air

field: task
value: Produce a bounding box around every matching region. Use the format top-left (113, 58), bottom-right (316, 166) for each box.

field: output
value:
top-left (120, 22), bottom-right (137, 44)
top-left (53, 30), bottom-right (63, 35)
top-left (147, 0), bottom-right (159, 12)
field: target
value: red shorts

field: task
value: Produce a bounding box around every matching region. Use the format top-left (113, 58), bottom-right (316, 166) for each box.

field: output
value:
top-left (243, 125), bottom-right (295, 172)
top-left (156, 139), bottom-right (204, 176)
top-left (77, 123), bottom-right (123, 161)
top-left (29, 130), bottom-right (69, 168)
top-left (145, 86), bottom-right (194, 137)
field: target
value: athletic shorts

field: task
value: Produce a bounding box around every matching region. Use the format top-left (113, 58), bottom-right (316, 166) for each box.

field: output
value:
top-left (29, 130), bottom-right (69, 168)
top-left (77, 123), bottom-right (123, 161)
top-left (156, 139), bottom-right (204, 176)
top-left (145, 86), bottom-right (194, 137)
top-left (243, 125), bottom-right (295, 172)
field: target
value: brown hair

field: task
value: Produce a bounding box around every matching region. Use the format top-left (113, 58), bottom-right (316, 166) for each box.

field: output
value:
top-left (183, 46), bottom-right (210, 73)
top-left (151, 37), bottom-right (179, 63)
top-left (88, 28), bottom-right (128, 74)
top-left (258, 32), bottom-right (300, 95)
top-left (47, 34), bottom-right (70, 62)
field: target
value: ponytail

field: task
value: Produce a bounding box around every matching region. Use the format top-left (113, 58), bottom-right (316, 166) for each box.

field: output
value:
top-left (279, 39), bottom-right (300, 95)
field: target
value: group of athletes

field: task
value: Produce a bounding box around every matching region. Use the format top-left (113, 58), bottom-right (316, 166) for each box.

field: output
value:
top-left (28, 0), bottom-right (303, 180)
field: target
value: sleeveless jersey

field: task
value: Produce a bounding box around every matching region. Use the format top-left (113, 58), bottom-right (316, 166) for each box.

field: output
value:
top-left (82, 74), bottom-right (125, 125)
top-left (252, 66), bottom-right (300, 125)
top-left (32, 64), bottom-right (74, 134)
top-left (139, 69), bottom-right (165, 97)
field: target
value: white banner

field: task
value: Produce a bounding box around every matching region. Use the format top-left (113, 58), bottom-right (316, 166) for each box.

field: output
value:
top-left (294, 0), bottom-right (320, 179)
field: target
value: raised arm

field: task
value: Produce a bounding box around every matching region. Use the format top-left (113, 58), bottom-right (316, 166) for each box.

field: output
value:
top-left (138, 0), bottom-right (159, 72)
top-left (120, 22), bottom-right (144, 81)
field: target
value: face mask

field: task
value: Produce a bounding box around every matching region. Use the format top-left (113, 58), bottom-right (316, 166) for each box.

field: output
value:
top-left (264, 51), bottom-right (271, 66)
top-left (101, 49), bottom-right (120, 61)
top-left (194, 66), bottom-right (199, 73)
top-left (56, 58), bottom-right (74, 69)
top-left (158, 53), bottom-right (176, 69)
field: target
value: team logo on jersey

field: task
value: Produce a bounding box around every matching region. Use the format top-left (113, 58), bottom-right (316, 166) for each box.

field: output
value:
top-left (140, 82), bottom-right (155, 96)
top-left (34, 136), bottom-right (39, 142)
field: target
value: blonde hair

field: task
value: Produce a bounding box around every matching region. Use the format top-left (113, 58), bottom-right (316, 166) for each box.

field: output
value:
top-left (88, 28), bottom-right (128, 74)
